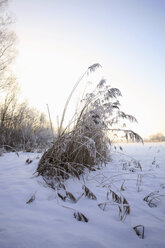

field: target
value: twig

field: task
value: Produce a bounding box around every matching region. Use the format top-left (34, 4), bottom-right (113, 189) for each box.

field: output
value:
top-left (2, 145), bottom-right (19, 157)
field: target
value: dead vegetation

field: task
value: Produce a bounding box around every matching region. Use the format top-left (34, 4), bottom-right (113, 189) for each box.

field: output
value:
top-left (133, 225), bottom-right (144, 239)
top-left (74, 211), bottom-right (88, 223)
top-left (98, 189), bottom-right (130, 221)
top-left (25, 158), bottom-right (33, 164)
top-left (83, 185), bottom-right (97, 200)
top-left (143, 190), bottom-right (165, 208)
top-left (37, 64), bottom-right (143, 183)
top-left (26, 194), bottom-right (35, 204)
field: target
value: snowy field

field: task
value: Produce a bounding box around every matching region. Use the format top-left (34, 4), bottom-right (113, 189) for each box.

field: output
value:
top-left (0, 142), bottom-right (165, 248)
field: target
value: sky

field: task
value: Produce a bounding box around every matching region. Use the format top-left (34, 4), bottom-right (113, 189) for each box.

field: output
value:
top-left (8, 0), bottom-right (165, 138)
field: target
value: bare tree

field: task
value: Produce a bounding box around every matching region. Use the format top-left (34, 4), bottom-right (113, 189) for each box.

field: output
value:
top-left (0, 0), bottom-right (17, 91)
top-left (0, 77), bottom-right (19, 127)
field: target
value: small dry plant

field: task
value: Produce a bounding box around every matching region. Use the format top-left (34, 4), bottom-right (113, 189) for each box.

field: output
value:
top-left (74, 211), bottom-right (88, 223)
top-left (133, 225), bottom-right (144, 239)
top-left (83, 185), bottom-right (97, 200)
top-left (25, 158), bottom-right (33, 164)
top-left (119, 158), bottom-right (142, 172)
top-left (143, 190), bottom-right (165, 208)
top-left (98, 189), bottom-right (130, 221)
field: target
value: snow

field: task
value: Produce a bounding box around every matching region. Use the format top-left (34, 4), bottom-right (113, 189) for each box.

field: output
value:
top-left (0, 143), bottom-right (165, 248)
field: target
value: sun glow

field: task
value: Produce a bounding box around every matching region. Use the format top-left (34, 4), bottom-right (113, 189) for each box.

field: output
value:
top-left (13, 36), bottom-right (102, 129)
top-left (10, 0), bottom-right (165, 139)
top-left (13, 37), bottom-right (165, 139)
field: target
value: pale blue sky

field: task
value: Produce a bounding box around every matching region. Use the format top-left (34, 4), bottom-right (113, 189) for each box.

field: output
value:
top-left (10, 0), bottom-right (165, 138)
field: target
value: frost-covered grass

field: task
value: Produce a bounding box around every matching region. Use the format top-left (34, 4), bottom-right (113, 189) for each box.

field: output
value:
top-left (0, 143), bottom-right (165, 248)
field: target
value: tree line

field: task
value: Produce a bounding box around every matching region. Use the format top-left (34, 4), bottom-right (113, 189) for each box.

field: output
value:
top-left (0, 0), bottom-right (53, 152)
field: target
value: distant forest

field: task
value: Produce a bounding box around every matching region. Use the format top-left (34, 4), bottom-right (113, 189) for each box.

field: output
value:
top-left (145, 133), bottom-right (165, 142)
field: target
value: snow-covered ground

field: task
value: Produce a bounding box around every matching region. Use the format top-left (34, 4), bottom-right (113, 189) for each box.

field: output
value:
top-left (0, 142), bottom-right (165, 248)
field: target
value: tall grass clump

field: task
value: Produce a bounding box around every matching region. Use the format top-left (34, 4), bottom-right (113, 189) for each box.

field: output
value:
top-left (37, 64), bottom-right (143, 182)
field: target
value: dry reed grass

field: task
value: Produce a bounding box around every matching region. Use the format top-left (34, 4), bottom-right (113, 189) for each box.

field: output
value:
top-left (37, 64), bottom-right (143, 183)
